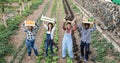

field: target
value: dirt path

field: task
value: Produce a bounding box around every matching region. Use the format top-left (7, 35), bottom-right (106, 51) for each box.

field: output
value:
top-left (57, 0), bottom-right (67, 63)
top-left (56, 0), bottom-right (96, 63)
top-left (22, 0), bottom-right (55, 63)
top-left (71, 1), bottom-right (97, 63)
top-left (75, 19), bottom-right (96, 63)
top-left (10, 0), bottom-right (48, 52)
top-left (5, 0), bottom-right (50, 63)
top-left (69, 0), bottom-right (97, 63)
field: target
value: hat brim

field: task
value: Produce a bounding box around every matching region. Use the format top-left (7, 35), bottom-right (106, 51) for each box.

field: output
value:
top-left (82, 21), bottom-right (94, 24)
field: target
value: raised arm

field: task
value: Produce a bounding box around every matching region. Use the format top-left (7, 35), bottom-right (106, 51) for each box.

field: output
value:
top-left (63, 19), bottom-right (66, 31)
top-left (90, 23), bottom-right (96, 32)
top-left (33, 23), bottom-right (39, 32)
top-left (72, 17), bottom-right (77, 31)
top-left (78, 21), bottom-right (83, 31)
top-left (43, 21), bottom-right (48, 30)
top-left (52, 23), bottom-right (56, 32)
top-left (21, 22), bottom-right (28, 32)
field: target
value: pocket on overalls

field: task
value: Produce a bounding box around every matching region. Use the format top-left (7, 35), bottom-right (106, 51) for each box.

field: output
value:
top-left (45, 39), bottom-right (50, 45)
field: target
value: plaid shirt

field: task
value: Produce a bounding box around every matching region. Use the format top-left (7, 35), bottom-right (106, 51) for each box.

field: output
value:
top-left (78, 23), bottom-right (96, 43)
top-left (21, 24), bottom-right (39, 40)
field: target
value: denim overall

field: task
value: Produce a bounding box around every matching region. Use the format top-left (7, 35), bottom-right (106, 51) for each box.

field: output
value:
top-left (45, 33), bottom-right (53, 56)
top-left (26, 39), bottom-right (38, 56)
top-left (62, 30), bottom-right (73, 58)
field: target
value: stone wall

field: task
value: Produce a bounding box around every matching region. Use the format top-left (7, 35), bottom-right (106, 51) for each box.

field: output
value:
top-left (76, 0), bottom-right (120, 37)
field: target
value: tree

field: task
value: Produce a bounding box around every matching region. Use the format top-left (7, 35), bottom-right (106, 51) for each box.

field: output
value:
top-left (27, 0), bottom-right (32, 9)
top-left (18, 0), bottom-right (25, 15)
top-left (0, 0), bottom-right (11, 27)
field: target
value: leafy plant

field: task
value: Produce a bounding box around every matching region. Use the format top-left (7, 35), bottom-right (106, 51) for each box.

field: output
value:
top-left (67, 57), bottom-right (73, 63)
top-left (0, 23), bottom-right (5, 31)
top-left (88, 17), bottom-right (95, 22)
top-left (0, 0), bottom-right (44, 62)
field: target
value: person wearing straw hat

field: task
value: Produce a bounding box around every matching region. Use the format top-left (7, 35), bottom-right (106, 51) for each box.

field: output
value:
top-left (78, 17), bottom-right (96, 62)
top-left (21, 20), bottom-right (39, 59)
top-left (62, 17), bottom-right (77, 59)
top-left (43, 20), bottom-right (56, 57)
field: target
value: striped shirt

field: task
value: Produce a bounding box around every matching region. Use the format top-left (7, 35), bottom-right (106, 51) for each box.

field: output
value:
top-left (78, 23), bottom-right (96, 43)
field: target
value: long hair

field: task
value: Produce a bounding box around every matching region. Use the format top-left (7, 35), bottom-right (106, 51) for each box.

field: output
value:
top-left (47, 22), bottom-right (54, 31)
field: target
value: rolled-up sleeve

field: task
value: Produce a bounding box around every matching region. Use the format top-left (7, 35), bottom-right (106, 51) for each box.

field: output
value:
top-left (72, 25), bottom-right (77, 31)
top-left (52, 24), bottom-right (56, 32)
top-left (90, 24), bottom-right (96, 32)
top-left (21, 24), bottom-right (28, 32)
top-left (78, 22), bottom-right (83, 31)
top-left (43, 23), bottom-right (48, 30)
top-left (33, 23), bottom-right (39, 32)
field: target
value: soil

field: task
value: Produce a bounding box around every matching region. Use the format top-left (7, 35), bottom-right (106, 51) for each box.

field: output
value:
top-left (22, 0), bottom-right (55, 63)
top-left (71, 0), bottom-right (120, 63)
top-left (5, 0), bottom-right (120, 63)
top-left (5, 0), bottom-right (50, 63)
top-left (57, 0), bottom-right (67, 63)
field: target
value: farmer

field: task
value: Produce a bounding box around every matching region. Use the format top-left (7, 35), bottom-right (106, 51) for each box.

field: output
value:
top-left (62, 17), bottom-right (77, 59)
top-left (43, 21), bottom-right (56, 57)
top-left (21, 20), bottom-right (39, 59)
top-left (78, 18), bottom-right (96, 62)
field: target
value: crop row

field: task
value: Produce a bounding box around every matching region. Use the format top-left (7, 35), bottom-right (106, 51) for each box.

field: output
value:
top-left (0, 0), bottom-right (43, 63)
top-left (37, 0), bottom-right (60, 63)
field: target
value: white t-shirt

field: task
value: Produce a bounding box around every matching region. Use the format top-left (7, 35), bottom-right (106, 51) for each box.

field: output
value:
top-left (43, 23), bottom-right (56, 39)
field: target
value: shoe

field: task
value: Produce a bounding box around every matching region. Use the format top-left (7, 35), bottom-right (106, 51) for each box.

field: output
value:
top-left (36, 56), bottom-right (38, 59)
top-left (62, 57), bottom-right (66, 59)
top-left (28, 56), bottom-right (31, 59)
top-left (80, 55), bottom-right (83, 59)
top-left (84, 59), bottom-right (87, 63)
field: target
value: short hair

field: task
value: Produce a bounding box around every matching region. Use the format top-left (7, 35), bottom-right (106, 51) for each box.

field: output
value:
top-left (66, 22), bottom-right (71, 25)
top-left (84, 23), bottom-right (90, 27)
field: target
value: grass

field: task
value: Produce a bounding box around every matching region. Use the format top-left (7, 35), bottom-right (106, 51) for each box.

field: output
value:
top-left (91, 31), bottom-right (120, 63)
top-left (68, 0), bottom-right (120, 63)
top-left (1, 0), bottom-right (44, 63)
top-left (69, 0), bottom-right (80, 13)
top-left (37, 0), bottom-right (59, 63)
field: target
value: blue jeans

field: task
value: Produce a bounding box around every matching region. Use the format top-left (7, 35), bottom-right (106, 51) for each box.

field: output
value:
top-left (45, 40), bottom-right (53, 56)
top-left (80, 41), bottom-right (90, 60)
top-left (26, 39), bottom-right (38, 56)
top-left (45, 34), bottom-right (53, 56)
top-left (62, 33), bottom-right (73, 58)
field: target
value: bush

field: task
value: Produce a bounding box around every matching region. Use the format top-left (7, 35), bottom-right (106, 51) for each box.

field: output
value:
top-left (0, 58), bottom-right (6, 63)
top-left (0, 23), bottom-right (5, 31)
top-left (0, 0), bottom-right (43, 62)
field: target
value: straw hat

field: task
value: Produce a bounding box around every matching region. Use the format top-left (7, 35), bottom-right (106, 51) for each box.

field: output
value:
top-left (82, 17), bottom-right (94, 28)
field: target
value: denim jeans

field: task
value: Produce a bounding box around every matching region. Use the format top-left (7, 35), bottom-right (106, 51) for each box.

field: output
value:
top-left (45, 34), bottom-right (53, 56)
top-left (80, 41), bottom-right (90, 60)
top-left (26, 39), bottom-right (38, 56)
top-left (62, 32), bottom-right (73, 58)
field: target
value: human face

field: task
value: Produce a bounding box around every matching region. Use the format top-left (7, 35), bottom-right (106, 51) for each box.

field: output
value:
top-left (48, 24), bottom-right (52, 30)
top-left (85, 23), bottom-right (90, 29)
top-left (27, 26), bottom-right (33, 30)
top-left (67, 24), bottom-right (71, 29)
